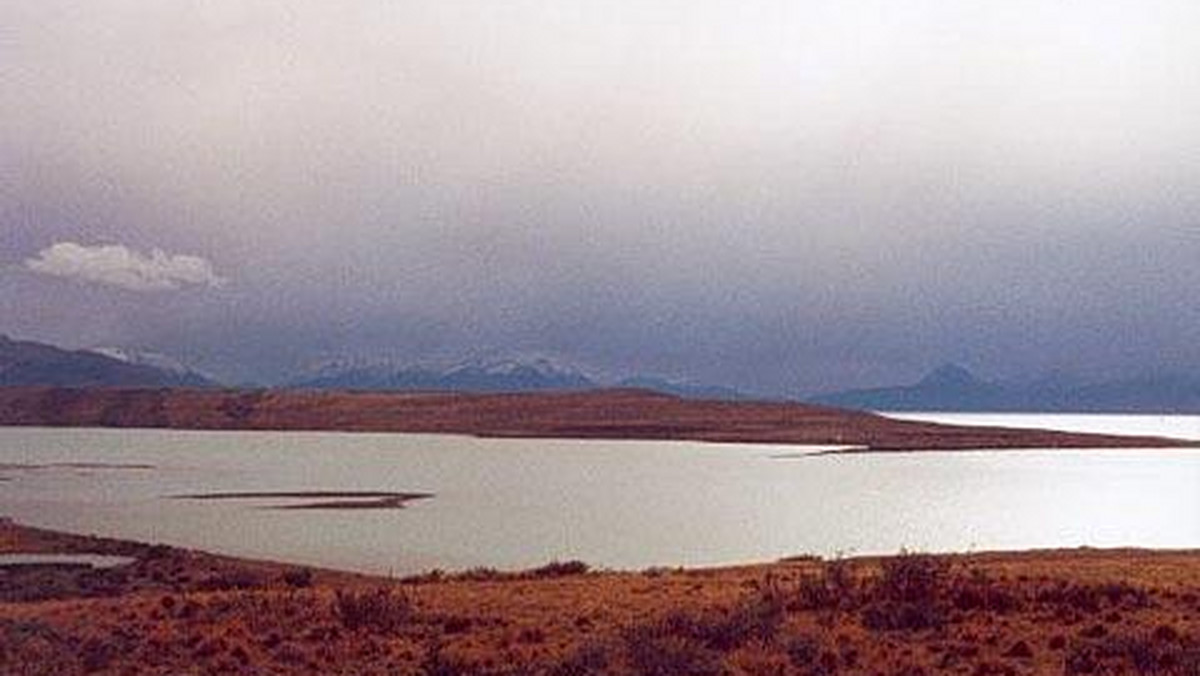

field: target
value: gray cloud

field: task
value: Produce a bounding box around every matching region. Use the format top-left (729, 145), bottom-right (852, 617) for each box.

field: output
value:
top-left (25, 242), bottom-right (225, 292)
top-left (3, 0), bottom-right (1200, 390)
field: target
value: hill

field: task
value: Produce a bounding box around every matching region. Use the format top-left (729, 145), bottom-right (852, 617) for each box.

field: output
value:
top-left (813, 364), bottom-right (1200, 413)
top-left (813, 364), bottom-right (1008, 411)
top-left (0, 335), bottom-right (215, 388)
top-left (0, 387), bottom-right (1194, 451)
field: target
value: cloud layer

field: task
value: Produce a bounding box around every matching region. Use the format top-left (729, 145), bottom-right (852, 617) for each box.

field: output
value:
top-left (4, 1), bottom-right (1200, 389)
top-left (25, 242), bottom-right (225, 292)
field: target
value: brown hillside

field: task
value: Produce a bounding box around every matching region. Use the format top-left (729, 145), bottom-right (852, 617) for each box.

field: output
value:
top-left (0, 387), bottom-right (1195, 451)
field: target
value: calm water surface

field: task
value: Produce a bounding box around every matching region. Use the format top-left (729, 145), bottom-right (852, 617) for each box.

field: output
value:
top-left (1, 415), bottom-right (1198, 574)
top-left (883, 411), bottom-right (1200, 440)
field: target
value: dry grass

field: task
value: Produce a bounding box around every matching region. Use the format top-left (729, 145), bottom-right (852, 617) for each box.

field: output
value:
top-left (3, 521), bottom-right (1200, 674)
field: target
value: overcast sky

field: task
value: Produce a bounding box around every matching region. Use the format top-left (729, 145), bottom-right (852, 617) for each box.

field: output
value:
top-left (3, 0), bottom-right (1200, 393)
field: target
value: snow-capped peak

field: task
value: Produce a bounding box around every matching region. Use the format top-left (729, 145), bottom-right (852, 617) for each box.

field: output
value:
top-left (446, 355), bottom-right (584, 379)
top-left (89, 347), bottom-right (198, 377)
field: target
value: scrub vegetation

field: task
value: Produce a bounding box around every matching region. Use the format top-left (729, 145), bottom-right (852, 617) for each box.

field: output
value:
top-left (3, 521), bottom-right (1199, 675)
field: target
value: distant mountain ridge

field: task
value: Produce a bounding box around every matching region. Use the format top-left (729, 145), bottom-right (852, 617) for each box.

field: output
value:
top-left (0, 335), bottom-right (215, 388)
top-left (291, 356), bottom-right (594, 393)
top-left (91, 346), bottom-right (216, 382)
top-left (9, 334), bottom-right (1196, 411)
top-left (813, 364), bottom-right (1200, 413)
top-left (291, 356), bottom-right (751, 399)
top-left (0, 337), bottom-right (748, 399)
top-left (614, 375), bottom-right (750, 401)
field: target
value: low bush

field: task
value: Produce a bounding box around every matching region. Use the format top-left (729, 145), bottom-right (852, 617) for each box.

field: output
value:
top-left (875, 553), bottom-right (949, 605)
top-left (857, 554), bottom-right (949, 632)
top-left (527, 560), bottom-right (590, 578)
top-left (622, 627), bottom-right (722, 676)
top-left (784, 633), bottom-right (820, 666)
top-left (547, 642), bottom-right (612, 676)
top-left (793, 558), bottom-right (859, 611)
top-left (333, 587), bottom-right (413, 632)
top-left (952, 570), bottom-right (1023, 614)
top-left (281, 567), bottom-right (314, 588)
top-left (196, 569), bottom-right (262, 591)
top-left (609, 587), bottom-right (787, 675)
top-left (1035, 581), bottom-right (1152, 615)
top-left (1065, 629), bottom-right (1200, 675)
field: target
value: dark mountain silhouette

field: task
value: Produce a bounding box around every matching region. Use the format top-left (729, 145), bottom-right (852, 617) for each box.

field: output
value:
top-left (1066, 374), bottom-right (1200, 412)
top-left (813, 364), bottom-right (1200, 413)
top-left (0, 335), bottom-right (215, 388)
top-left (9, 333), bottom-right (1197, 412)
top-left (812, 363), bottom-right (1009, 411)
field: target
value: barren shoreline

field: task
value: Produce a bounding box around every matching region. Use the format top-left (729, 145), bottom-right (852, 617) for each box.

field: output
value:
top-left (2, 387), bottom-right (1197, 451)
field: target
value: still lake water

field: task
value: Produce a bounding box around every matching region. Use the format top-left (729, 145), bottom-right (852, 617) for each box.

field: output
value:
top-left (1, 414), bottom-right (1199, 574)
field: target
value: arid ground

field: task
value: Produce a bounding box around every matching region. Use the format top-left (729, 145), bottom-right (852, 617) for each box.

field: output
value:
top-left (1, 388), bottom-right (1197, 451)
top-left (2, 519), bottom-right (1199, 675)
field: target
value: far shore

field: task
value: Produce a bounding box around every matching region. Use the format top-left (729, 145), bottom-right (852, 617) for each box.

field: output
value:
top-left (1, 386), bottom-right (1198, 452)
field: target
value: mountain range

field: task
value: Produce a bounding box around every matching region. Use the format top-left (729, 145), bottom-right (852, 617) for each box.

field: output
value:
top-left (290, 357), bottom-right (752, 399)
top-left (813, 363), bottom-right (1200, 413)
top-left (0, 335), bottom-right (214, 388)
top-left (291, 357), bottom-right (594, 393)
top-left (0, 337), bottom-right (746, 399)
top-left (4, 335), bottom-right (1199, 412)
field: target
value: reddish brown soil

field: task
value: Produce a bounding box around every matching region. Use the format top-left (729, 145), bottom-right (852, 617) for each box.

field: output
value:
top-left (3, 520), bottom-right (1199, 675)
top-left (1, 387), bottom-right (1196, 451)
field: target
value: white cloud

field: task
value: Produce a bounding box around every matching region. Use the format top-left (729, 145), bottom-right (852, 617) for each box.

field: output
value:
top-left (25, 242), bottom-right (226, 292)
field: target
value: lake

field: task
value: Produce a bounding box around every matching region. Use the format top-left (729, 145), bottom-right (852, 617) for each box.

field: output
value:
top-left (1, 414), bottom-right (1198, 574)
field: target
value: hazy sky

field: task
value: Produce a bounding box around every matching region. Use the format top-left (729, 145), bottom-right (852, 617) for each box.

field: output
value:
top-left (4, 0), bottom-right (1200, 393)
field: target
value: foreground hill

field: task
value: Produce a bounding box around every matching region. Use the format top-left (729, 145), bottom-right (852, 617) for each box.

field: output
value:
top-left (0, 387), bottom-right (1194, 451)
top-left (0, 335), bottom-right (214, 388)
top-left (3, 519), bottom-right (1199, 675)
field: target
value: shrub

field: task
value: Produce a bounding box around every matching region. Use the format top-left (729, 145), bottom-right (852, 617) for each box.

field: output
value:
top-left (858, 553), bottom-right (950, 632)
top-left (784, 633), bottom-right (820, 666)
top-left (547, 642), bottom-right (612, 676)
top-left (614, 588), bottom-right (787, 675)
top-left (1064, 629), bottom-right (1200, 675)
top-left (457, 567), bottom-right (504, 581)
top-left (528, 560), bottom-right (590, 578)
top-left (1035, 581), bottom-right (1151, 615)
top-left (793, 559), bottom-right (859, 611)
top-left (333, 587), bottom-right (413, 632)
top-left (197, 569), bottom-right (262, 591)
top-left (876, 553), bottom-right (949, 605)
top-left (281, 567), bottom-right (314, 588)
top-left (952, 570), bottom-right (1022, 615)
top-left (860, 598), bottom-right (943, 632)
top-left (706, 593), bottom-right (785, 649)
top-left (78, 638), bottom-right (117, 672)
top-left (400, 569), bottom-right (445, 584)
top-left (623, 629), bottom-right (722, 676)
